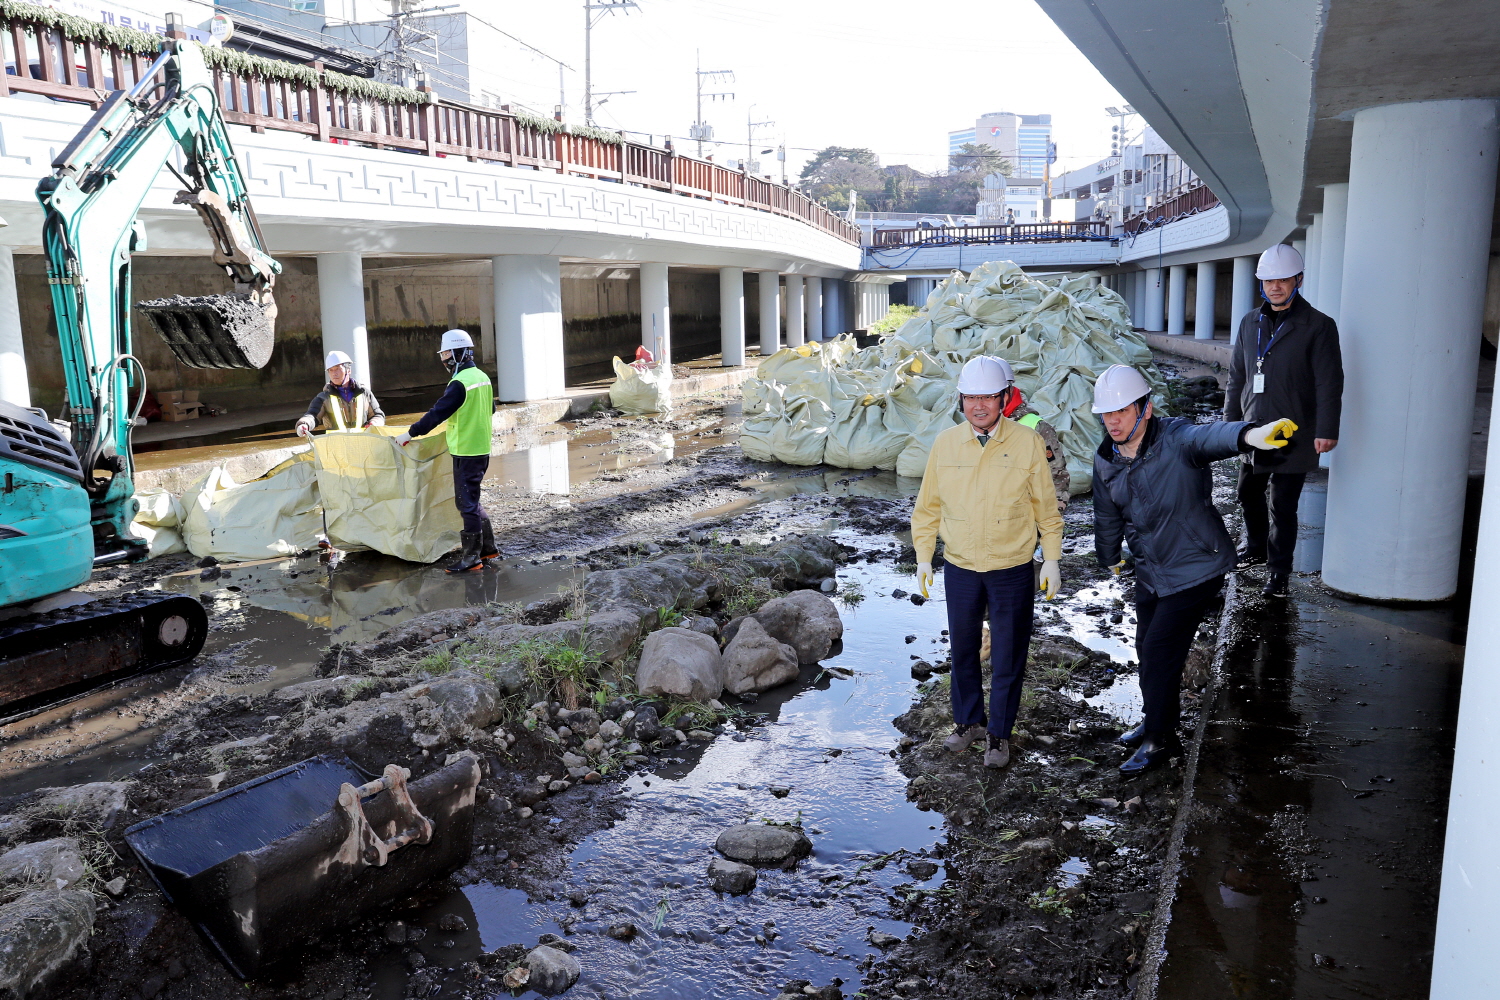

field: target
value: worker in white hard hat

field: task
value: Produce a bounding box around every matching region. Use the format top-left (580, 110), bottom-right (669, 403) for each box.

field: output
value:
top-left (395, 330), bottom-right (498, 572)
top-left (911, 355), bottom-right (1065, 770)
top-left (1224, 243), bottom-right (1344, 597)
top-left (295, 349), bottom-right (385, 437)
top-left (1092, 364), bottom-right (1299, 775)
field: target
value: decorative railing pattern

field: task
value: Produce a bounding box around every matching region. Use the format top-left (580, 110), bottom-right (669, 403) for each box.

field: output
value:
top-left (868, 220), bottom-right (1113, 249)
top-left (0, 11), bottom-right (860, 245)
top-left (1122, 184), bottom-right (1220, 236)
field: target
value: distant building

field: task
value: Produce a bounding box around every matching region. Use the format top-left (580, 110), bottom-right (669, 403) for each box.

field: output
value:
top-left (952, 112), bottom-right (1052, 178)
top-left (1053, 124), bottom-right (1201, 232)
top-left (947, 127), bottom-right (977, 159)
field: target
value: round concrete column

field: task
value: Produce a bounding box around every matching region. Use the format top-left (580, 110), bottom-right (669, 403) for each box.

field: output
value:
top-left (0, 247), bottom-right (28, 407)
top-left (805, 277), bottom-right (823, 343)
top-left (1319, 183), bottom-right (1350, 324)
top-left (758, 272), bottom-right (781, 354)
top-left (1323, 99), bottom-right (1500, 601)
top-left (719, 267), bottom-right (745, 366)
top-left (822, 278), bottom-right (843, 340)
top-left (1166, 264), bottom-right (1188, 336)
top-left (784, 274), bottom-right (805, 348)
top-left (640, 262), bottom-right (671, 368)
top-left (1230, 256), bottom-right (1257, 344)
top-left (1303, 214), bottom-right (1324, 309)
top-left (317, 252), bottom-right (370, 388)
top-left (493, 254), bottom-right (564, 402)
top-left (1143, 267), bottom-right (1165, 332)
top-left (1194, 261), bottom-right (1217, 340)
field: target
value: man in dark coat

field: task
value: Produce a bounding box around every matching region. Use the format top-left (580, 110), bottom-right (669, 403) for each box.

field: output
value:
top-left (1224, 244), bottom-right (1344, 597)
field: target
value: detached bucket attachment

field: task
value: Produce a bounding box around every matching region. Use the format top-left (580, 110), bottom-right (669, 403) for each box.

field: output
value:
top-left (124, 754), bottom-right (479, 978)
top-left (137, 293), bottom-right (274, 369)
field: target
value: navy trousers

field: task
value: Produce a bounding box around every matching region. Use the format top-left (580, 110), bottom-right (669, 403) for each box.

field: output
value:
top-left (1135, 576), bottom-right (1223, 736)
top-left (452, 455), bottom-right (490, 533)
top-left (945, 561), bottom-right (1034, 739)
top-left (1237, 466), bottom-right (1306, 574)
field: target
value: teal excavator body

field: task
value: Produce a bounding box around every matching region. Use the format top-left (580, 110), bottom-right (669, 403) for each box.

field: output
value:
top-left (0, 40), bottom-right (281, 709)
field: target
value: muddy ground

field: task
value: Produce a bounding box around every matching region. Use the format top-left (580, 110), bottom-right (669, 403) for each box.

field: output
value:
top-left (2, 377), bottom-right (1242, 1000)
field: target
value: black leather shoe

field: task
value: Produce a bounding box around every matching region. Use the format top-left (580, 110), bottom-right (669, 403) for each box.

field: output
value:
top-left (1235, 549), bottom-right (1266, 570)
top-left (1263, 572), bottom-right (1289, 598)
top-left (1116, 722), bottom-right (1147, 747)
top-left (1119, 734), bottom-right (1182, 776)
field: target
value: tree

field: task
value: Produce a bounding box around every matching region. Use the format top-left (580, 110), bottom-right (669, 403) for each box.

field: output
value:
top-left (800, 146), bottom-right (879, 180)
top-left (800, 149), bottom-right (884, 209)
top-left (949, 142), bottom-right (1012, 177)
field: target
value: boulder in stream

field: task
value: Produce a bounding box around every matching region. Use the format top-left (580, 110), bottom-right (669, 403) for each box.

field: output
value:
top-left (715, 823), bottom-right (813, 865)
top-left (0, 889), bottom-right (96, 997)
top-left (730, 590), bottom-right (844, 664)
top-left (706, 856), bottom-right (758, 895)
top-left (721, 617), bottom-right (800, 695)
top-left (635, 628), bottom-right (724, 702)
top-left (525, 944), bottom-right (582, 996)
top-left (0, 840), bottom-right (86, 889)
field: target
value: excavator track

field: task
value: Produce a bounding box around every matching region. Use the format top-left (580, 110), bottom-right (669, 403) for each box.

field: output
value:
top-left (0, 590), bottom-right (208, 713)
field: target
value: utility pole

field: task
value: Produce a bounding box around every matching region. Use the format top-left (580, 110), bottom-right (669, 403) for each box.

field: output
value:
top-left (376, 1), bottom-right (455, 89)
top-left (746, 104), bottom-right (774, 174)
top-left (691, 50), bottom-right (734, 158)
top-left (584, 0), bottom-right (637, 126)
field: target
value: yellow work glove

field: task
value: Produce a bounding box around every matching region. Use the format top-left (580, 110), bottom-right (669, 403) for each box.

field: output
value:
top-left (1039, 559), bottom-right (1061, 601)
top-left (1245, 418), bottom-right (1298, 451)
top-left (916, 561), bottom-right (934, 598)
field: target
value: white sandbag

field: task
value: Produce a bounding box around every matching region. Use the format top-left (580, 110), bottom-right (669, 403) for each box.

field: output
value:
top-left (128, 522), bottom-right (186, 558)
top-left (609, 356), bottom-right (673, 415)
top-left (129, 489), bottom-right (187, 557)
top-left (181, 457), bottom-right (323, 562)
top-left (313, 426), bottom-right (461, 564)
top-left (825, 398), bottom-right (907, 471)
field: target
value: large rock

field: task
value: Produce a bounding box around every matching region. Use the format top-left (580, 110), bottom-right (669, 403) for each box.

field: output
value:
top-left (721, 618), bottom-right (800, 695)
top-left (0, 890), bottom-right (96, 997)
top-left (706, 856), bottom-right (757, 895)
top-left (748, 590), bottom-right (843, 664)
top-left (421, 673), bottom-right (502, 731)
top-left (524, 944), bottom-right (582, 996)
top-left (635, 628), bottom-right (723, 702)
top-left (0, 840), bottom-right (85, 889)
top-left (0, 784), bottom-right (130, 835)
top-left (715, 823), bottom-right (813, 866)
top-left (626, 706), bottom-right (662, 743)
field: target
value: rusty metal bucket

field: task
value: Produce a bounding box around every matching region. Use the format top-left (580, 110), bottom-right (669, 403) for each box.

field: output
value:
top-left (136, 292), bottom-right (275, 369)
top-left (124, 753), bottom-right (479, 977)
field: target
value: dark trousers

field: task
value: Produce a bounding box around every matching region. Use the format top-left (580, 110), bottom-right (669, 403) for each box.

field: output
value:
top-left (1237, 465), bottom-right (1306, 574)
top-left (452, 455), bottom-right (490, 533)
top-left (945, 561), bottom-right (1034, 739)
top-left (1136, 576), bottom-right (1223, 737)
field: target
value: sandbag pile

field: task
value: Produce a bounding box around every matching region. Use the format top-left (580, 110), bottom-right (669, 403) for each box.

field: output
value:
top-left (739, 262), bottom-right (1162, 493)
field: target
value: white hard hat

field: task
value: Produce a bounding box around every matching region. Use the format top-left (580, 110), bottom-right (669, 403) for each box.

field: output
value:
top-left (324, 350), bottom-right (352, 369)
top-left (438, 329), bottom-right (474, 354)
top-left (956, 356), bottom-right (1015, 394)
top-left (1255, 244), bottom-right (1304, 280)
top-left (1092, 365), bottom-right (1152, 413)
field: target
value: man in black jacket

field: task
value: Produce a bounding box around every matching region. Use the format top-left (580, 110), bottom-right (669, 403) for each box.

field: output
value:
top-left (1224, 244), bottom-right (1344, 597)
top-left (1093, 365), bottom-right (1297, 774)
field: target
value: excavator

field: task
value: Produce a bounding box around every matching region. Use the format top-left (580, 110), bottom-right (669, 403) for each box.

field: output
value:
top-left (0, 39), bottom-right (281, 709)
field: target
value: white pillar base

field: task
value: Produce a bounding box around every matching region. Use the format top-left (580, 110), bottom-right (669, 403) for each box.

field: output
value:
top-left (719, 267), bottom-right (745, 367)
top-left (317, 252), bottom-right (371, 389)
top-left (0, 246), bottom-right (28, 408)
top-left (1230, 256), bottom-right (1257, 344)
top-left (757, 272), bottom-right (780, 355)
top-left (1166, 264), bottom-right (1188, 336)
top-left (640, 262), bottom-right (671, 368)
top-left (805, 277), bottom-right (823, 343)
top-left (1144, 267), bottom-right (1165, 332)
top-left (1194, 261), bottom-right (1217, 340)
top-left (1320, 183), bottom-right (1350, 324)
top-left (493, 255), bottom-right (565, 402)
top-left (1304, 213), bottom-right (1324, 310)
top-left (784, 275), bottom-right (805, 348)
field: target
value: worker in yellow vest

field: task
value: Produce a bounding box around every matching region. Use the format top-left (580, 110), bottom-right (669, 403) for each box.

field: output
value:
top-left (396, 330), bottom-right (497, 573)
top-left (1007, 394), bottom-right (1070, 509)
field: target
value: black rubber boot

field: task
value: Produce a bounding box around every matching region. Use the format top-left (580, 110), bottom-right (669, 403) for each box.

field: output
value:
top-left (1115, 721), bottom-right (1147, 747)
top-left (1263, 572), bottom-right (1289, 598)
top-left (479, 520), bottom-right (500, 562)
top-left (446, 531), bottom-right (483, 574)
top-left (1119, 733), bottom-right (1183, 776)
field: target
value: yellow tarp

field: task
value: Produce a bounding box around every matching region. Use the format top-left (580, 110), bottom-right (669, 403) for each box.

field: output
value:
top-left (180, 454), bottom-right (323, 562)
top-left (313, 425), bottom-right (461, 564)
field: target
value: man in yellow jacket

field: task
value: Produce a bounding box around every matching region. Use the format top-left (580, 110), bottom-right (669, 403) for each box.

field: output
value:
top-left (911, 356), bottom-right (1064, 768)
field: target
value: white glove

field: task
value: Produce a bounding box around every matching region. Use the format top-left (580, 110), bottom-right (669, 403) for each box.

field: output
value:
top-left (1039, 559), bottom-right (1061, 601)
top-left (369, 415), bottom-right (385, 427)
top-left (1245, 418), bottom-right (1298, 451)
top-left (916, 561), bottom-right (934, 598)
top-left (395, 431), bottom-right (412, 447)
top-left (295, 414), bottom-right (315, 438)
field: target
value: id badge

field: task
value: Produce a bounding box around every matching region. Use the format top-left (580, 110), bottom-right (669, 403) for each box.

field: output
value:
top-left (1252, 372), bottom-right (1265, 394)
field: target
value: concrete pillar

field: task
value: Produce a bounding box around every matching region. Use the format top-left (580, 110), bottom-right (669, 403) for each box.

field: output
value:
top-left (757, 272), bottom-right (780, 354)
top-left (493, 254), bottom-right (565, 402)
top-left (640, 262), bottom-right (671, 367)
top-left (0, 247), bottom-right (28, 408)
top-left (822, 278), bottom-right (843, 340)
top-left (1194, 261), bottom-right (1217, 340)
top-left (317, 252), bottom-right (370, 388)
top-left (1230, 256), bottom-right (1257, 345)
top-left (1144, 267), bottom-right (1165, 332)
top-left (1319, 183), bottom-right (1350, 323)
top-left (1130, 272), bottom-right (1143, 328)
top-left (805, 277), bottom-right (823, 343)
top-left (1166, 264), bottom-right (1188, 336)
top-left (1323, 99), bottom-right (1500, 603)
top-left (1303, 213), bottom-right (1324, 309)
top-left (477, 277), bottom-right (495, 366)
top-left (719, 266), bottom-right (745, 366)
top-left (784, 274), bottom-right (805, 348)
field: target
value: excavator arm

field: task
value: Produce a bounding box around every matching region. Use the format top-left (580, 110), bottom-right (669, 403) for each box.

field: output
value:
top-left (36, 39), bottom-right (281, 552)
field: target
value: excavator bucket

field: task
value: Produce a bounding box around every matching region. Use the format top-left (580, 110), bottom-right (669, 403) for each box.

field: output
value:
top-left (124, 753), bottom-right (479, 978)
top-left (136, 292), bottom-right (275, 369)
